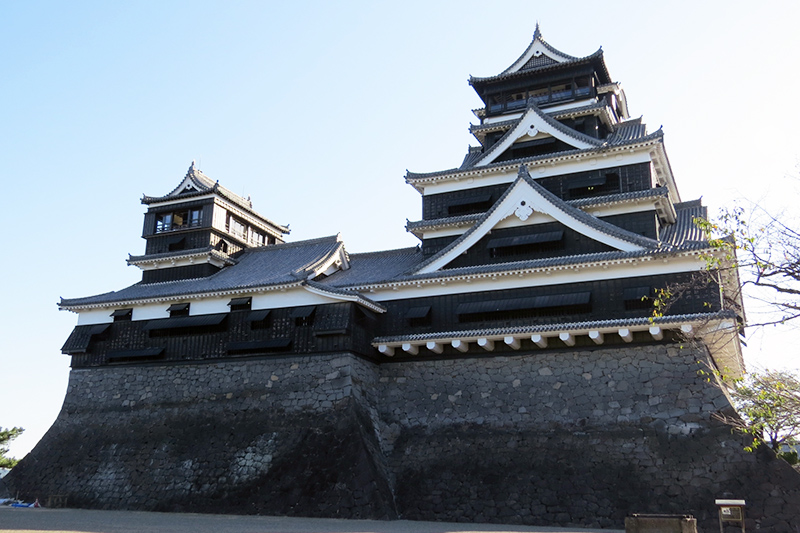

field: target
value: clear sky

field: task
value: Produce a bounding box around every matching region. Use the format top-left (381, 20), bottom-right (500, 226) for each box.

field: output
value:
top-left (2, 1), bottom-right (799, 459)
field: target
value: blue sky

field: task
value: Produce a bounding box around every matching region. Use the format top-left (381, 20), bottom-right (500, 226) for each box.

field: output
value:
top-left (3, 0), bottom-right (799, 458)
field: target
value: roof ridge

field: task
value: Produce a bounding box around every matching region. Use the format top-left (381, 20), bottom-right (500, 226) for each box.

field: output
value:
top-left (467, 103), bottom-right (604, 169)
top-left (407, 188), bottom-right (670, 231)
top-left (407, 129), bottom-right (661, 182)
top-left (246, 234), bottom-right (340, 253)
top-left (516, 165), bottom-right (659, 249)
top-left (347, 246), bottom-right (420, 258)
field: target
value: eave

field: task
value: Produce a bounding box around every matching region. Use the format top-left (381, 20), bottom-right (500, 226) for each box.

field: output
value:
top-left (406, 188), bottom-right (675, 239)
top-left (302, 281), bottom-right (386, 313)
top-left (469, 50), bottom-right (610, 90)
top-left (405, 132), bottom-right (665, 191)
top-left (341, 246), bottom-right (710, 295)
top-left (127, 248), bottom-right (236, 271)
top-left (373, 311), bottom-right (734, 349)
top-left (469, 98), bottom-right (617, 145)
top-left (58, 281), bottom-right (307, 313)
top-left (373, 312), bottom-right (743, 378)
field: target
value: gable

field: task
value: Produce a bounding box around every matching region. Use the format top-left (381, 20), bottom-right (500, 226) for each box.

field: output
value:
top-left (499, 27), bottom-right (580, 76)
top-left (415, 166), bottom-right (659, 274)
top-left (473, 105), bottom-right (603, 168)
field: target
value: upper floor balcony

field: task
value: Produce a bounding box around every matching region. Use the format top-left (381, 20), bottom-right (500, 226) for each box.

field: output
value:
top-left (486, 78), bottom-right (594, 116)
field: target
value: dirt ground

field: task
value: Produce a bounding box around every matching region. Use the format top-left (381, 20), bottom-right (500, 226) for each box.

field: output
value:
top-left (0, 508), bottom-right (623, 533)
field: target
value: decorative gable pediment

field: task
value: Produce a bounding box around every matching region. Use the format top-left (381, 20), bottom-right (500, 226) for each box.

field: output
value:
top-left (414, 166), bottom-right (659, 274)
top-left (500, 24), bottom-right (580, 76)
top-left (473, 104), bottom-right (604, 168)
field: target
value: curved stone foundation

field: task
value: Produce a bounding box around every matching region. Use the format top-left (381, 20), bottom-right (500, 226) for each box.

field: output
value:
top-left (7, 346), bottom-right (800, 530)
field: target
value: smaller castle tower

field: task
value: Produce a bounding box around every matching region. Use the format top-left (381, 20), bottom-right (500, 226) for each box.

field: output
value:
top-left (129, 162), bottom-right (289, 283)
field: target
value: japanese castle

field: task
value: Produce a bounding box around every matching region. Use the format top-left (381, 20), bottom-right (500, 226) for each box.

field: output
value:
top-left (14, 27), bottom-right (795, 531)
top-left (58, 27), bottom-right (741, 372)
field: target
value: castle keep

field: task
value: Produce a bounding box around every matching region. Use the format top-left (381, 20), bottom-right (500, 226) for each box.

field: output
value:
top-left (8, 27), bottom-right (800, 530)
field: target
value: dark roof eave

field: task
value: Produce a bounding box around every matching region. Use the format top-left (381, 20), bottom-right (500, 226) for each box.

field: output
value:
top-left (407, 188), bottom-right (671, 232)
top-left (469, 50), bottom-right (610, 88)
top-left (338, 242), bottom-right (710, 291)
top-left (406, 130), bottom-right (665, 183)
top-left (372, 310), bottom-right (737, 345)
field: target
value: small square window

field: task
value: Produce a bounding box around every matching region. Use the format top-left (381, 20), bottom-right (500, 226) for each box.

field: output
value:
top-left (167, 303), bottom-right (190, 317)
top-left (110, 308), bottom-right (133, 322)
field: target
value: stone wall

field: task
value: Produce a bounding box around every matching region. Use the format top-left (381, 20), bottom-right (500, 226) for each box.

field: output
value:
top-left (7, 345), bottom-right (800, 531)
top-left (8, 354), bottom-right (396, 519)
top-left (376, 345), bottom-right (800, 530)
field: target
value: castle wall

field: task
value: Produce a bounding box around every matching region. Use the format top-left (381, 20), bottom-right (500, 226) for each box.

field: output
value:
top-left (7, 345), bottom-right (800, 531)
top-left (7, 354), bottom-right (397, 519)
top-left (376, 345), bottom-right (800, 530)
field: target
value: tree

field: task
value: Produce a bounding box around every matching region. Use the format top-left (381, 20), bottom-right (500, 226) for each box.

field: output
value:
top-left (690, 205), bottom-right (800, 460)
top-left (697, 204), bottom-right (800, 327)
top-left (724, 370), bottom-right (800, 455)
top-left (0, 427), bottom-right (24, 468)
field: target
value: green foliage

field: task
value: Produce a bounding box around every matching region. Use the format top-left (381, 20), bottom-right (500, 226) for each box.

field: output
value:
top-left (779, 450), bottom-right (799, 465)
top-left (0, 426), bottom-right (24, 468)
top-left (728, 370), bottom-right (800, 453)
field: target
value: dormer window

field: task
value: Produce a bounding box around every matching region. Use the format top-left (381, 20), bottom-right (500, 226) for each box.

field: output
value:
top-left (156, 209), bottom-right (202, 233)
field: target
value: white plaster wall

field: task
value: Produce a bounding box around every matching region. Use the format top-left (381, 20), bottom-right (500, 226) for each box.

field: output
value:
top-left (76, 309), bottom-right (114, 325)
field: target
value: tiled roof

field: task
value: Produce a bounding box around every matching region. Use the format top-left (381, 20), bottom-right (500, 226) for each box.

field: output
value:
top-left (469, 25), bottom-right (609, 86)
top-left (470, 51), bottom-right (608, 86)
top-left (469, 97), bottom-right (612, 137)
top-left (468, 102), bottom-right (605, 168)
top-left (141, 162), bottom-right (290, 234)
top-left (372, 311), bottom-right (737, 344)
top-left (60, 195), bottom-right (709, 309)
top-left (406, 129), bottom-right (664, 183)
top-left (410, 243), bottom-right (707, 283)
top-left (59, 235), bottom-right (344, 308)
top-left (608, 121), bottom-right (649, 144)
top-left (323, 248), bottom-right (423, 288)
top-left (660, 200), bottom-right (708, 246)
top-left (459, 147), bottom-right (484, 169)
top-left (407, 188), bottom-right (671, 234)
top-left (410, 165), bottom-right (661, 274)
top-left (302, 280), bottom-right (387, 313)
top-left (127, 246), bottom-right (227, 264)
top-left (406, 213), bottom-right (483, 232)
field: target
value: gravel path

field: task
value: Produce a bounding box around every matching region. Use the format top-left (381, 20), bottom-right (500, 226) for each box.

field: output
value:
top-left (0, 508), bottom-right (623, 533)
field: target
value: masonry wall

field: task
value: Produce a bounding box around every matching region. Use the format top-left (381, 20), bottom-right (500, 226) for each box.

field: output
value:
top-left (7, 346), bottom-right (800, 531)
top-left (376, 345), bottom-right (800, 530)
top-left (7, 354), bottom-right (396, 519)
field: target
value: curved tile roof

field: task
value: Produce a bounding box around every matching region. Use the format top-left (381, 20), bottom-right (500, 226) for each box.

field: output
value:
top-left (323, 247), bottom-right (423, 287)
top-left (406, 129), bottom-right (664, 182)
top-left (60, 194), bottom-right (709, 309)
top-left (468, 102), bottom-right (605, 168)
top-left (372, 311), bottom-right (737, 344)
top-left (141, 162), bottom-right (290, 234)
top-left (470, 98), bottom-right (613, 146)
top-left (302, 280), bottom-right (387, 313)
top-left (60, 235), bottom-right (344, 308)
top-left (411, 165), bottom-right (661, 274)
top-left (660, 200), bottom-right (708, 247)
top-left (469, 25), bottom-right (609, 86)
top-left (407, 188), bottom-right (671, 234)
